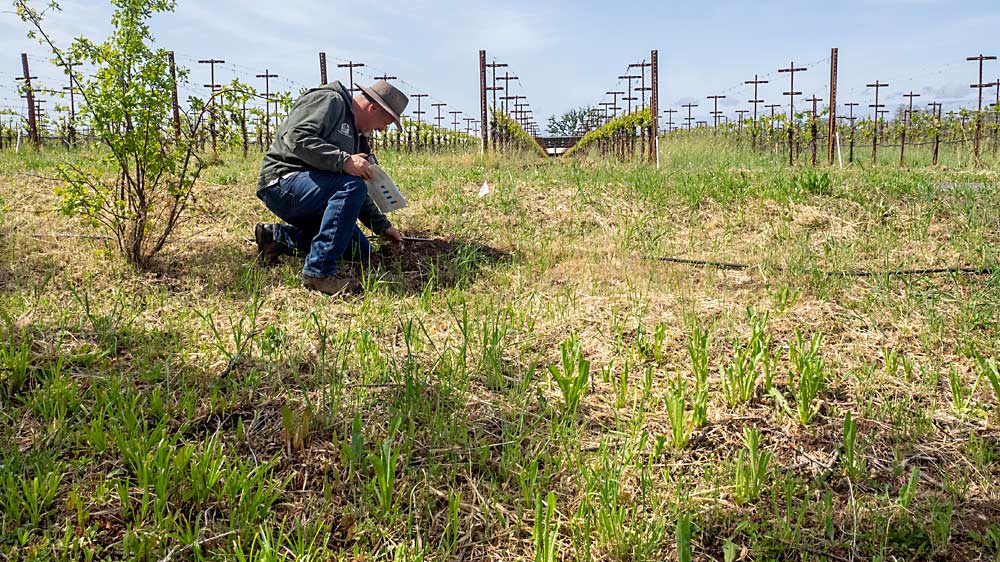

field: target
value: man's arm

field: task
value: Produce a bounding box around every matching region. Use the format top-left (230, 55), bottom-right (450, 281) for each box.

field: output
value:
top-left (357, 135), bottom-right (393, 235)
top-left (358, 196), bottom-right (393, 235)
top-left (284, 92), bottom-right (351, 172)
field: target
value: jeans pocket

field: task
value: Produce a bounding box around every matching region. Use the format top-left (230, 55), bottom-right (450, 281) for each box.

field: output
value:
top-left (259, 184), bottom-right (290, 218)
top-left (263, 172), bottom-right (301, 201)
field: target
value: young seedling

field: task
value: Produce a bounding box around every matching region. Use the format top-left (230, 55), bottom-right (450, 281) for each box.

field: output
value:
top-left (642, 365), bottom-right (654, 406)
top-left (843, 411), bottom-right (865, 479)
top-left (616, 359), bottom-right (630, 409)
top-left (948, 367), bottom-right (972, 415)
top-left (664, 325), bottom-right (712, 449)
top-left (769, 285), bottom-right (800, 314)
top-left (720, 347), bottom-right (758, 407)
top-left (369, 420), bottom-right (403, 518)
top-left (0, 331), bottom-right (32, 402)
top-left (722, 308), bottom-right (775, 406)
top-left (534, 491), bottom-right (560, 562)
top-left (665, 374), bottom-right (691, 448)
top-left (687, 323), bottom-right (710, 426)
top-left (548, 335), bottom-right (590, 417)
top-left (883, 346), bottom-right (901, 377)
top-left (196, 279), bottom-right (263, 376)
top-left (342, 412), bottom-right (366, 474)
top-left (1, 460), bottom-right (63, 528)
top-left (280, 404), bottom-right (312, 455)
top-left (480, 310), bottom-right (511, 391)
top-left (770, 331), bottom-right (827, 425)
top-left (747, 308), bottom-right (776, 392)
top-left (652, 323), bottom-right (668, 364)
top-left (676, 512), bottom-right (692, 562)
top-left (733, 427), bottom-right (770, 504)
top-left (978, 355), bottom-right (1000, 414)
top-left (898, 466), bottom-right (920, 509)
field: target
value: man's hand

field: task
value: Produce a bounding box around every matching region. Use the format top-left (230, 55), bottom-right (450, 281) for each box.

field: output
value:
top-left (381, 227), bottom-right (404, 253)
top-left (344, 153), bottom-right (374, 180)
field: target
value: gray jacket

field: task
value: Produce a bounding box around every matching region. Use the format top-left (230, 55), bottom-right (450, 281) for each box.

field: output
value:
top-left (257, 81), bottom-right (391, 235)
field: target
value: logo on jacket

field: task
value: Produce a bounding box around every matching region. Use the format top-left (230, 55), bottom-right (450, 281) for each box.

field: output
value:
top-left (338, 123), bottom-right (351, 136)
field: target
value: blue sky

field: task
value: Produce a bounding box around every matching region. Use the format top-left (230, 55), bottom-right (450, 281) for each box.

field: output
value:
top-left (2, 0), bottom-right (999, 133)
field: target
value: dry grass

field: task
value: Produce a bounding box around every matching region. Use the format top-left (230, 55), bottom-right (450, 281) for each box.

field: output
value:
top-left (1, 143), bottom-right (999, 561)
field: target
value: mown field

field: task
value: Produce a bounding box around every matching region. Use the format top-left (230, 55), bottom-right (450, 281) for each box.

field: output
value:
top-left (1, 138), bottom-right (999, 561)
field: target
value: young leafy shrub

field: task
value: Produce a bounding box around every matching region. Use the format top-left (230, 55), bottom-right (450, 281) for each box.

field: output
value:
top-left (492, 109), bottom-right (548, 158)
top-left (15, 0), bottom-right (211, 268)
top-left (564, 109), bottom-right (653, 158)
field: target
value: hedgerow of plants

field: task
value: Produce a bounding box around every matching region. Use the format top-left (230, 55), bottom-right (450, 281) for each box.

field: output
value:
top-left (563, 108), bottom-right (652, 157)
top-left (491, 109), bottom-right (547, 158)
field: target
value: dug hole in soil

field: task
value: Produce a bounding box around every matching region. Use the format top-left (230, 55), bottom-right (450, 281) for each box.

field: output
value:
top-left (369, 232), bottom-right (509, 291)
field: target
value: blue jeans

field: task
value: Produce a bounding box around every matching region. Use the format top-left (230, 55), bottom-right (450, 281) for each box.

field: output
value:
top-left (256, 170), bottom-right (371, 278)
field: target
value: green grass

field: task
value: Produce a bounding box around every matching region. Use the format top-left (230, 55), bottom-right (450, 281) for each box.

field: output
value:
top-left (0, 138), bottom-right (998, 561)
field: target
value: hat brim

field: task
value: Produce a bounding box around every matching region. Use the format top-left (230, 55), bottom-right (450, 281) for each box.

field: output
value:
top-left (360, 85), bottom-right (403, 128)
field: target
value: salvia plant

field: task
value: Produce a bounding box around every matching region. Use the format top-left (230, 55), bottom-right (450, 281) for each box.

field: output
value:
top-left (977, 355), bottom-right (1000, 413)
top-left (369, 419), bottom-right (403, 518)
top-left (733, 427), bottom-right (770, 505)
top-left (676, 512), bottom-right (692, 562)
top-left (771, 330), bottom-right (827, 425)
top-left (720, 347), bottom-right (758, 407)
top-left (898, 466), bottom-right (920, 509)
top-left (686, 324), bottom-right (711, 427)
top-left (843, 411), bottom-right (865, 479)
top-left (533, 491), bottom-right (560, 562)
top-left (549, 335), bottom-right (590, 417)
top-left (664, 374), bottom-right (691, 449)
top-left (721, 308), bottom-right (776, 407)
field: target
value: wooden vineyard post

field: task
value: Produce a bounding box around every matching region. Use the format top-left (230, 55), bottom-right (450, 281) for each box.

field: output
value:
top-left (827, 48), bottom-right (838, 165)
top-left (867, 80), bottom-right (888, 165)
top-left (18, 53), bottom-right (38, 146)
top-left (479, 50), bottom-right (488, 155)
top-left (967, 54), bottom-right (997, 166)
top-left (650, 49), bottom-right (659, 166)
top-left (779, 61), bottom-right (807, 166)
top-left (745, 75), bottom-right (769, 148)
top-left (900, 91), bottom-right (920, 166)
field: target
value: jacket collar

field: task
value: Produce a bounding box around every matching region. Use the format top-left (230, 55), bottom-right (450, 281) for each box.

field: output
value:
top-left (326, 81), bottom-right (363, 145)
top-left (329, 81), bottom-right (355, 121)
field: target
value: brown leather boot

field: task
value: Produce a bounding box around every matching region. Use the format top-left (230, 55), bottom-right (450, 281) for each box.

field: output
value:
top-left (302, 274), bottom-right (363, 295)
top-left (255, 224), bottom-right (282, 266)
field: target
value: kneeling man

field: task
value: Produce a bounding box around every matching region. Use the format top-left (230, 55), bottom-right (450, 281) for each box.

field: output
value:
top-left (255, 80), bottom-right (407, 295)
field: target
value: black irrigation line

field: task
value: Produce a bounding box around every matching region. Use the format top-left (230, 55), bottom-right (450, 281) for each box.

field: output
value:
top-left (651, 255), bottom-right (995, 277)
